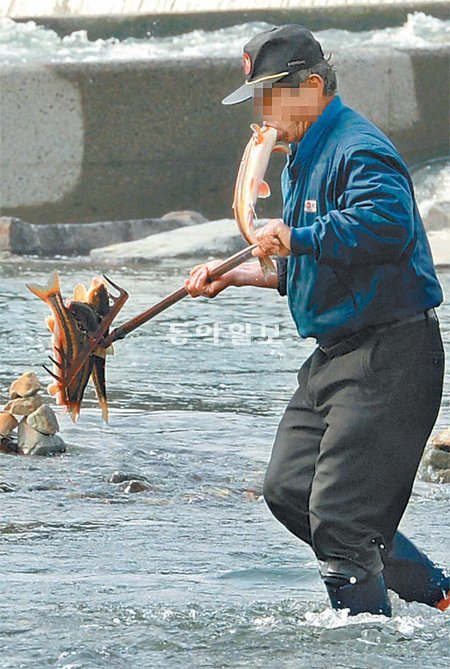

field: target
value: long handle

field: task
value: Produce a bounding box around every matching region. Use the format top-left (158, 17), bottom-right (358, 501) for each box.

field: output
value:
top-left (104, 244), bottom-right (258, 346)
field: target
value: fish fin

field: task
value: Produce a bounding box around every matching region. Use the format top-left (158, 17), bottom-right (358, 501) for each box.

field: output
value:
top-left (257, 180), bottom-right (271, 199)
top-left (47, 383), bottom-right (59, 396)
top-left (45, 315), bottom-right (55, 332)
top-left (250, 123), bottom-right (261, 134)
top-left (272, 143), bottom-right (290, 154)
top-left (43, 364), bottom-right (62, 382)
top-left (48, 355), bottom-right (63, 370)
top-left (26, 271), bottom-right (60, 301)
top-left (73, 283), bottom-right (88, 302)
top-left (259, 257), bottom-right (277, 280)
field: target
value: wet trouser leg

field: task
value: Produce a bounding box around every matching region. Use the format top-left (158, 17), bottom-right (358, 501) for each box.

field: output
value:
top-left (263, 316), bottom-right (445, 614)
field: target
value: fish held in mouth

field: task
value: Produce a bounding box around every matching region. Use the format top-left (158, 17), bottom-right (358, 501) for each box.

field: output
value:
top-left (233, 123), bottom-right (288, 279)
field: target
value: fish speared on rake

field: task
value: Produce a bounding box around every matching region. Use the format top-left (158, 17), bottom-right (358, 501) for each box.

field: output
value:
top-left (26, 271), bottom-right (128, 423)
top-left (27, 124), bottom-right (286, 422)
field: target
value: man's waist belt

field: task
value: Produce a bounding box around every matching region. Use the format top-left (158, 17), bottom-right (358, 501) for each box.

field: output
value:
top-left (319, 309), bottom-right (437, 360)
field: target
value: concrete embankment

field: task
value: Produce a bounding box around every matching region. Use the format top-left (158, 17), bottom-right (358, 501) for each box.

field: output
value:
top-left (1, 47), bottom-right (449, 225)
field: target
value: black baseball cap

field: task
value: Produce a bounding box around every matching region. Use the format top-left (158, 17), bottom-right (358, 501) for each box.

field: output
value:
top-left (222, 25), bottom-right (326, 105)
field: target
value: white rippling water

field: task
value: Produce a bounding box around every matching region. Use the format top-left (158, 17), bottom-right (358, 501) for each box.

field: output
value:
top-left (0, 12), bottom-right (449, 64)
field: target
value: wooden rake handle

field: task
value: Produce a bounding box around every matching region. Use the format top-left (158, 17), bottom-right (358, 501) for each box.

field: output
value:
top-left (103, 244), bottom-right (259, 346)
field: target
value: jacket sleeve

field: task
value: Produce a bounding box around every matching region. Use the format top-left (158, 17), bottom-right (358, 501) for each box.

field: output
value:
top-left (290, 147), bottom-right (416, 266)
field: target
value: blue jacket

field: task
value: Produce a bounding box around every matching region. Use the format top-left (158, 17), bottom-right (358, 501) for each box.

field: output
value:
top-left (279, 95), bottom-right (443, 346)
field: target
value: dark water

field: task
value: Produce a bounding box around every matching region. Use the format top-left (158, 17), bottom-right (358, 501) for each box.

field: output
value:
top-left (0, 258), bottom-right (449, 669)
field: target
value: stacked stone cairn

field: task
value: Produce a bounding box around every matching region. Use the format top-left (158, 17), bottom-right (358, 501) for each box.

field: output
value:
top-left (0, 372), bottom-right (66, 456)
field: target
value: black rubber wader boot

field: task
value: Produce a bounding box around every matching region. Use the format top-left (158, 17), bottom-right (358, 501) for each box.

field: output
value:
top-left (383, 532), bottom-right (450, 610)
top-left (320, 562), bottom-right (392, 616)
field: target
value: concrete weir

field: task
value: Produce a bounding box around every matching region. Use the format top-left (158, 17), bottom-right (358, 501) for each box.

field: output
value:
top-left (1, 47), bottom-right (449, 224)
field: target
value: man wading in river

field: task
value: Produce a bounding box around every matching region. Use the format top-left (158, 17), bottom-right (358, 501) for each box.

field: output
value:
top-left (185, 25), bottom-right (450, 616)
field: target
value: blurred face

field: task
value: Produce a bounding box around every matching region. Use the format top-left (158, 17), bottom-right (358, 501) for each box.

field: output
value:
top-left (253, 76), bottom-right (325, 143)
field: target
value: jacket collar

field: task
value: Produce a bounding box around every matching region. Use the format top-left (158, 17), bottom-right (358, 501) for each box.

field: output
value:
top-left (288, 95), bottom-right (344, 167)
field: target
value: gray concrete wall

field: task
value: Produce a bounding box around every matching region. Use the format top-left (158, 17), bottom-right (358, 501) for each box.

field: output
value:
top-left (1, 47), bottom-right (449, 225)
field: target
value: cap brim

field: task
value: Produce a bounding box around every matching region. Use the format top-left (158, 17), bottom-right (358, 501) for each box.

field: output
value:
top-left (221, 83), bottom-right (253, 106)
top-left (221, 72), bottom-right (291, 105)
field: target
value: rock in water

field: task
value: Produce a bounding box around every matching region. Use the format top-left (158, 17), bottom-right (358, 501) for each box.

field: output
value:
top-left (431, 429), bottom-right (450, 451)
top-left (9, 371), bottom-right (41, 399)
top-left (0, 436), bottom-right (18, 454)
top-left (4, 395), bottom-right (44, 416)
top-left (90, 219), bottom-right (249, 264)
top-left (17, 419), bottom-right (66, 456)
top-left (120, 480), bottom-right (150, 493)
top-left (26, 435), bottom-right (66, 457)
top-left (108, 470), bottom-right (148, 484)
top-left (0, 411), bottom-right (18, 436)
top-left (420, 439), bottom-right (450, 483)
top-left (27, 405), bottom-right (59, 435)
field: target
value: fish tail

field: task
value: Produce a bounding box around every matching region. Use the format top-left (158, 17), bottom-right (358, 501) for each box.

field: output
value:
top-left (26, 271), bottom-right (60, 302)
top-left (259, 257), bottom-right (277, 280)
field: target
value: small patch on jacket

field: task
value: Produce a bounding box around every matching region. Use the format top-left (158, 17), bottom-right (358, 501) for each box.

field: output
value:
top-left (304, 200), bottom-right (317, 213)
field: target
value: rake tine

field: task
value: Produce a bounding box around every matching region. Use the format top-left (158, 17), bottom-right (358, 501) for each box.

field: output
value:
top-left (103, 274), bottom-right (123, 294)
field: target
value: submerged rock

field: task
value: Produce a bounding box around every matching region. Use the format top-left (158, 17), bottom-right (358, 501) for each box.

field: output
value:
top-left (120, 480), bottom-right (150, 493)
top-left (108, 470), bottom-right (148, 484)
top-left (9, 371), bottom-right (41, 399)
top-left (27, 404), bottom-right (59, 435)
top-left (90, 218), bottom-right (251, 264)
top-left (0, 411), bottom-right (18, 436)
top-left (4, 395), bottom-right (43, 416)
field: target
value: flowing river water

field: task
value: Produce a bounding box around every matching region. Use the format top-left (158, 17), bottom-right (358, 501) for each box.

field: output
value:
top-left (0, 256), bottom-right (449, 668)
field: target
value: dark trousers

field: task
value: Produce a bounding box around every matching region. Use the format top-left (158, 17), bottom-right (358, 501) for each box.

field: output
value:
top-left (264, 313), bottom-right (444, 578)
